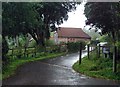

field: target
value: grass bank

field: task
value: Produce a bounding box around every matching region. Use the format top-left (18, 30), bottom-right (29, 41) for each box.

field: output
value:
top-left (3, 52), bottom-right (66, 80)
top-left (73, 52), bottom-right (120, 81)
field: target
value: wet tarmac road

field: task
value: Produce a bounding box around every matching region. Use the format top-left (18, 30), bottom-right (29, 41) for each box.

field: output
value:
top-left (3, 51), bottom-right (120, 85)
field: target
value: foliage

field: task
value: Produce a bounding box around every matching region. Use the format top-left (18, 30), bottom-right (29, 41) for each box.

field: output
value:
top-left (67, 41), bottom-right (86, 52)
top-left (2, 2), bottom-right (39, 37)
top-left (73, 52), bottom-right (120, 80)
top-left (99, 35), bottom-right (109, 42)
top-left (45, 39), bottom-right (55, 47)
top-left (28, 39), bottom-right (37, 47)
top-left (84, 2), bottom-right (120, 43)
top-left (84, 3), bottom-right (120, 73)
top-left (35, 2), bottom-right (79, 31)
top-left (2, 2), bottom-right (80, 46)
top-left (99, 34), bottom-right (113, 44)
top-left (83, 29), bottom-right (100, 40)
top-left (2, 2), bottom-right (79, 62)
top-left (116, 41), bottom-right (120, 51)
top-left (33, 2), bottom-right (80, 45)
top-left (116, 41), bottom-right (120, 59)
top-left (2, 37), bottom-right (9, 62)
top-left (90, 40), bottom-right (100, 46)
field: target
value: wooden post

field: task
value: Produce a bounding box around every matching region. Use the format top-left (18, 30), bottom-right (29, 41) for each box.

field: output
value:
top-left (102, 46), bottom-right (103, 53)
top-left (26, 48), bottom-right (28, 57)
top-left (34, 47), bottom-right (36, 57)
top-left (98, 44), bottom-right (100, 58)
top-left (79, 43), bottom-right (82, 65)
top-left (102, 46), bottom-right (104, 57)
top-left (108, 46), bottom-right (110, 58)
top-left (24, 47), bottom-right (27, 57)
top-left (96, 45), bottom-right (98, 58)
top-left (87, 44), bottom-right (90, 59)
top-left (12, 49), bottom-right (13, 57)
top-left (113, 46), bottom-right (117, 73)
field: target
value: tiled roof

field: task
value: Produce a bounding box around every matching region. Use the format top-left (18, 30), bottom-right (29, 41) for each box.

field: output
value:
top-left (57, 27), bottom-right (91, 39)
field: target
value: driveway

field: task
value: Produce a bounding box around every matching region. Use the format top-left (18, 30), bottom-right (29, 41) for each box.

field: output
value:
top-left (3, 51), bottom-right (120, 85)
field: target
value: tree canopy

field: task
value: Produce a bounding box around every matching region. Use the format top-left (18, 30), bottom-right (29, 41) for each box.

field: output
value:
top-left (2, 2), bottom-right (80, 61)
top-left (2, 2), bottom-right (79, 46)
top-left (84, 2), bottom-right (120, 73)
top-left (84, 2), bottom-right (120, 42)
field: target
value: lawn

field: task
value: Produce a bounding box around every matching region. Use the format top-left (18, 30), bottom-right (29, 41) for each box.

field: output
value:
top-left (73, 52), bottom-right (120, 81)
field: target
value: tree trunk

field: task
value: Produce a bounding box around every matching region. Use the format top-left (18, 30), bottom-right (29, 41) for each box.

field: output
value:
top-left (36, 28), bottom-right (45, 46)
top-left (111, 31), bottom-right (117, 73)
top-left (29, 32), bottom-right (39, 44)
top-left (24, 34), bottom-right (31, 48)
top-left (15, 35), bottom-right (19, 47)
top-left (113, 46), bottom-right (117, 73)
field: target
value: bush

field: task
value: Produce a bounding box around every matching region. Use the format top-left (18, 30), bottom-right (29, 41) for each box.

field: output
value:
top-left (28, 40), bottom-right (37, 47)
top-left (73, 53), bottom-right (120, 80)
top-left (34, 45), bottom-right (45, 52)
top-left (67, 41), bottom-right (86, 52)
top-left (46, 45), bottom-right (61, 53)
top-left (45, 40), bottom-right (55, 46)
top-left (2, 37), bottom-right (9, 62)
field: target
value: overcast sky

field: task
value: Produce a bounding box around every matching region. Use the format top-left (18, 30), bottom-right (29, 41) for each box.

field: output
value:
top-left (59, 2), bottom-right (87, 29)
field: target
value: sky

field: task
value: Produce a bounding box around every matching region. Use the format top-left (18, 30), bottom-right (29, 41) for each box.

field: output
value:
top-left (59, 2), bottom-right (87, 29)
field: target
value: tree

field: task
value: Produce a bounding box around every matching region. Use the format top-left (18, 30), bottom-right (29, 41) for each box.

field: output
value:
top-left (2, 2), bottom-right (79, 62)
top-left (2, 36), bottom-right (8, 62)
top-left (2, 2), bottom-right (79, 46)
top-left (2, 2), bottom-right (41, 62)
top-left (33, 2), bottom-right (79, 46)
top-left (83, 29), bottom-right (100, 40)
top-left (2, 2), bottom-right (42, 45)
top-left (84, 2), bottom-right (120, 43)
top-left (84, 2), bottom-right (120, 73)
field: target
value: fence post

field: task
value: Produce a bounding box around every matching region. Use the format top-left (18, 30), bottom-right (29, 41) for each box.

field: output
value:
top-left (24, 47), bottom-right (27, 57)
top-left (34, 47), bottom-right (36, 57)
top-left (12, 48), bottom-right (13, 57)
top-left (79, 43), bottom-right (82, 65)
top-left (87, 44), bottom-right (90, 59)
top-left (96, 45), bottom-right (98, 58)
top-left (26, 48), bottom-right (28, 57)
top-left (98, 44), bottom-right (100, 58)
top-left (113, 46), bottom-right (117, 73)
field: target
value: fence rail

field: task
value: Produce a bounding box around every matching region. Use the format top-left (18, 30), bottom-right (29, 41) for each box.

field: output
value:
top-left (7, 45), bottom-right (68, 59)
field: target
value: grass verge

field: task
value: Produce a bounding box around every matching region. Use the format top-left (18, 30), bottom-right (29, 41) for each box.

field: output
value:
top-left (2, 52), bottom-right (66, 80)
top-left (73, 52), bottom-right (120, 81)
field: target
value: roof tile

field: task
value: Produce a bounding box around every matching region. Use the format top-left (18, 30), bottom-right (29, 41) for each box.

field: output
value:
top-left (57, 27), bottom-right (91, 39)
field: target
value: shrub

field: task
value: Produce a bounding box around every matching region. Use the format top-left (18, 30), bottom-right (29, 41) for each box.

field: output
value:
top-left (46, 45), bottom-right (61, 53)
top-left (2, 37), bottom-right (9, 63)
top-left (67, 41), bottom-right (86, 52)
top-left (35, 45), bottom-right (45, 52)
top-left (28, 40), bottom-right (37, 47)
top-left (45, 39), bottom-right (55, 46)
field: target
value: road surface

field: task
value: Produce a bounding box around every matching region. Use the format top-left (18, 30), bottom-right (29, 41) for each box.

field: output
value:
top-left (3, 51), bottom-right (120, 85)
